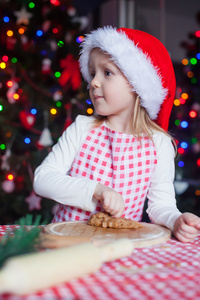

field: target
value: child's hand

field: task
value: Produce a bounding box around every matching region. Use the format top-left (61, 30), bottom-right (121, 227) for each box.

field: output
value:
top-left (94, 183), bottom-right (124, 218)
top-left (173, 212), bottom-right (200, 242)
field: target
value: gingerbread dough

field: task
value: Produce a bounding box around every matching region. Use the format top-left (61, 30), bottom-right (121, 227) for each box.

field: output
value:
top-left (88, 212), bottom-right (143, 229)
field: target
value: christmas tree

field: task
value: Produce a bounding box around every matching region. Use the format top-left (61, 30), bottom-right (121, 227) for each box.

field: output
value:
top-left (170, 11), bottom-right (200, 216)
top-left (0, 0), bottom-right (93, 224)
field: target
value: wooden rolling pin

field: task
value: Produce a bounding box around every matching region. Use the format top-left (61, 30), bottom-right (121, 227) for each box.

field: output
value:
top-left (0, 239), bottom-right (134, 295)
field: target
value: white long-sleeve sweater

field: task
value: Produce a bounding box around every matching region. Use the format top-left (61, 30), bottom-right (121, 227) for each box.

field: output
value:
top-left (33, 115), bottom-right (181, 231)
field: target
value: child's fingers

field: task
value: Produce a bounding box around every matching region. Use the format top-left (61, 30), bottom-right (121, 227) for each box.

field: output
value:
top-left (104, 199), bottom-right (124, 217)
top-left (102, 196), bottom-right (118, 213)
top-left (175, 229), bottom-right (198, 243)
top-left (182, 213), bottom-right (200, 228)
top-left (112, 211), bottom-right (123, 218)
top-left (102, 197), bottom-right (111, 210)
top-left (175, 232), bottom-right (196, 243)
top-left (105, 200), bottom-right (123, 216)
top-left (180, 222), bottom-right (199, 234)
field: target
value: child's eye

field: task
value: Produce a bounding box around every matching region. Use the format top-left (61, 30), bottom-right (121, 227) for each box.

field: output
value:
top-left (105, 70), bottom-right (112, 76)
top-left (90, 73), bottom-right (95, 78)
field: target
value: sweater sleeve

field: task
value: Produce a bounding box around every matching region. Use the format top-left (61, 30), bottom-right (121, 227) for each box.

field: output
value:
top-left (33, 115), bottom-right (98, 211)
top-left (146, 133), bottom-right (182, 231)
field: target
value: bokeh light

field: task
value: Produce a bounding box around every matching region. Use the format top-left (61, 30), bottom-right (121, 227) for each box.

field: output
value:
top-left (24, 137), bottom-right (31, 144)
top-left (31, 108), bottom-right (37, 115)
top-left (4, 16), bottom-right (10, 23)
top-left (181, 121), bottom-right (188, 128)
top-left (178, 161), bottom-right (184, 167)
top-left (190, 58), bottom-right (197, 65)
top-left (76, 36), bottom-right (84, 43)
top-left (182, 59), bottom-right (188, 65)
top-left (181, 93), bottom-right (188, 100)
top-left (174, 99), bottom-right (180, 106)
top-left (195, 190), bottom-right (200, 196)
top-left (50, 108), bottom-right (57, 115)
top-left (36, 30), bottom-right (43, 36)
top-left (7, 30), bottom-right (13, 37)
top-left (189, 110), bottom-right (197, 118)
top-left (13, 93), bottom-right (19, 100)
top-left (7, 173), bottom-right (14, 181)
top-left (178, 148), bottom-right (184, 154)
top-left (87, 108), bottom-right (93, 115)
top-left (175, 119), bottom-right (181, 126)
top-left (180, 142), bottom-right (188, 149)
top-left (0, 144), bottom-right (6, 150)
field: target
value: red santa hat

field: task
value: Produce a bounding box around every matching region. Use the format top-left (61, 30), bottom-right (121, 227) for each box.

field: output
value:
top-left (79, 26), bottom-right (176, 131)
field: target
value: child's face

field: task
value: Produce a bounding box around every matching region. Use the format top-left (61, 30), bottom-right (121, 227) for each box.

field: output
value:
top-left (89, 48), bottom-right (136, 122)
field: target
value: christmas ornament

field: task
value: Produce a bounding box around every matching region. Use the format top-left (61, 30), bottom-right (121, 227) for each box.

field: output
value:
top-left (192, 103), bottom-right (200, 112)
top-left (192, 142), bottom-right (200, 153)
top-left (53, 90), bottom-right (62, 101)
top-left (6, 81), bottom-right (18, 104)
top-left (58, 54), bottom-right (81, 90)
top-left (67, 6), bottom-right (76, 17)
top-left (19, 111), bottom-right (36, 130)
top-left (38, 127), bottom-right (53, 147)
top-left (2, 180), bottom-right (15, 193)
top-left (1, 149), bottom-right (11, 171)
top-left (15, 175), bottom-right (24, 191)
top-left (49, 39), bottom-right (57, 51)
top-left (42, 20), bottom-right (51, 32)
top-left (65, 32), bottom-right (73, 43)
top-left (20, 35), bottom-right (31, 51)
top-left (41, 58), bottom-right (52, 75)
top-left (25, 191), bottom-right (42, 211)
top-left (38, 111), bottom-right (53, 147)
top-left (6, 36), bottom-right (17, 50)
top-left (14, 7), bottom-right (33, 26)
top-left (174, 181), bottom-right (189, 195)
top-left (72, 16), bottom-right (89, 31)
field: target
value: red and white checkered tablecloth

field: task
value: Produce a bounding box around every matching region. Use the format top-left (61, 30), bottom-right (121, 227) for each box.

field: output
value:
top-left (0, 225), bottom-right (200, 300)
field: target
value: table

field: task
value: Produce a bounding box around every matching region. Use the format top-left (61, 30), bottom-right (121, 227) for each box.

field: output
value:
top-left (0, 225), bottom-right (200, 300)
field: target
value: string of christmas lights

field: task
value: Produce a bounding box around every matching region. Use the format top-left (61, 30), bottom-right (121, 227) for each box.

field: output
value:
top-left (0, 0), bottom-right (92, 223)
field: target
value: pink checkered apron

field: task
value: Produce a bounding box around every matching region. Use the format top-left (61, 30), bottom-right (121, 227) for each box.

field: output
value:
top-left (52, 123), bottom-right (157, 222)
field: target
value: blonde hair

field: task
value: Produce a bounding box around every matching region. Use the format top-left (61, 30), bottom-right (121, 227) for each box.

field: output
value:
top-left (92, 96), bottom-right (177, 153)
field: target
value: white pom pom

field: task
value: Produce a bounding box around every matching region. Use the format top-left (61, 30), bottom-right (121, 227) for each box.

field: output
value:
top-left (38, 127), bottom-right (53, 147)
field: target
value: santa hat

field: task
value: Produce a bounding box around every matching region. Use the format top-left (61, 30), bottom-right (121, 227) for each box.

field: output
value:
top-left (79, 26), bottom-right (176, 131)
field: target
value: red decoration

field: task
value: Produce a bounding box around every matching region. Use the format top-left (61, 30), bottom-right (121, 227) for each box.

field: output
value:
top-left (21, 35), bottom-right (32, 51)
top-left (63, 118), bottom-right (72, 131)
top-left (19, 111), bottom-right (36, 130)
top-left (195, 30), bottom-right (200, 38)
top-left (63, 103), bottom-right (72, 131)
top-left (58, 54), bottom-right (81, 90)
top-left (6, 37), bottom-right (17, 50)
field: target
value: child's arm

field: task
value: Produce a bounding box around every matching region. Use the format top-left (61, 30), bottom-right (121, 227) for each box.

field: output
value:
top-left (173, 213), bottom-right (200, 242)
top-left (147, 133), bottom-right (182, 231)
top-left (33, 116), bottom-right (98, 212)
top-left (94, 183), bottom-right (124, 218)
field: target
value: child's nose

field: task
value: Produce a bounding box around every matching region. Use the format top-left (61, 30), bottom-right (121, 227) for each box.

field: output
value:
top-left (91, 75), bottom-right (101, 88)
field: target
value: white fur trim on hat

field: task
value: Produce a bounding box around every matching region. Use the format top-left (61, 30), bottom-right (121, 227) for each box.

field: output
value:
top-left (79, 26), bottom-right (168, 120)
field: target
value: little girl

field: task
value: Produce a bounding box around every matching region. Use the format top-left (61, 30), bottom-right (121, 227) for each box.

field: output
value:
top-left (34, 26), bottom-right (200, 242)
